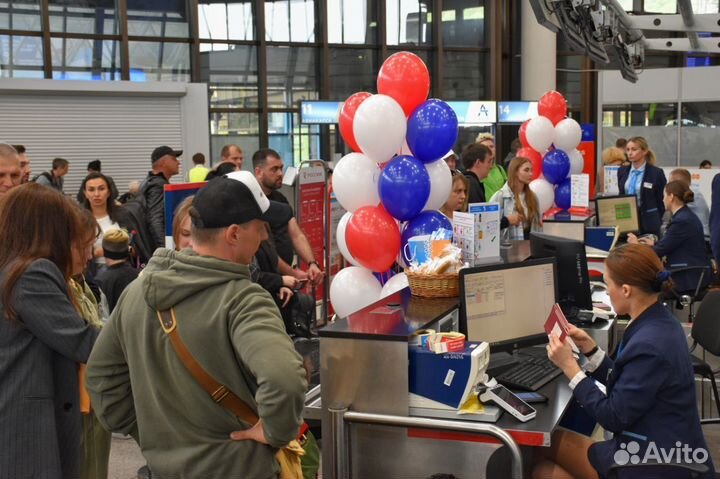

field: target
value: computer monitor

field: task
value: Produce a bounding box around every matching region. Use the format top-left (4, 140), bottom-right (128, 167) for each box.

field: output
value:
top-left (542, 221), bottom-right (585, 243)
top-left (459, 258), bottom-right (558, 352)
top-left (595, 195), bottom-right (640, 235)
top-left (529, 231), bottom-right (593, 311)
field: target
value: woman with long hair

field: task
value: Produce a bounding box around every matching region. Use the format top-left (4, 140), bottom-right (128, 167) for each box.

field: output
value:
top-left (0, 184), bottom-right (99, 478)
top-left (628, 180), bottom-right (711, 294)
top-left (440, 172), bottom-right (468, 219)
top-left (172, 196), bottom-right (194, 251)
top-left (617, 136), bottom-right (667, 236)
top-left (80, 172), bottom-right (130, 269)
top-left (69, 208), bottom-right (111, 479)
top-left (490, 156), bottom-right (541, 240)
top-left (535, 244), bottom-right (714, 479)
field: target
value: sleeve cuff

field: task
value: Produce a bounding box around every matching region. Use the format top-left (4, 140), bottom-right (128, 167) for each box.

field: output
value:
top-left (569, 370), bottom-right (587, 390)
top-left (584, 348), bottom-right (606, 373)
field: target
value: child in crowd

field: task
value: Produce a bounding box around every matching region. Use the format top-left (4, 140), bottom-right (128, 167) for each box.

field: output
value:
top-left (95, 229), bottom-right (139, 314)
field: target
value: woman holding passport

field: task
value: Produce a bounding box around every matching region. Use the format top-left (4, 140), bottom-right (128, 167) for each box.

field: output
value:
top-left (534, 244), bottom-right (714, 479)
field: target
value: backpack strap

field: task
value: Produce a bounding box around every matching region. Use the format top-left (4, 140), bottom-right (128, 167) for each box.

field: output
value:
top-left (156, 309), bottom-right (258, 425)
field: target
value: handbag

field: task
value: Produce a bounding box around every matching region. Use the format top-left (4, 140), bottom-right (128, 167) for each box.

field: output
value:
top-left (156, 309), bottom-right (305, 479)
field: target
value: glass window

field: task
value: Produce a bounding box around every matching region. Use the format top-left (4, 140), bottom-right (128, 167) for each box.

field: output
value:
top-left (200, 44), bottom-right (257, 108)
top-left (267, 46), bottom-right (318, 108)
top-left (0, 0), bottom-right (42, 31)
top-left (128, 41), bottom-right (190, 81)
top-left (198, 1), bottom-right (254, 41)
top-left (328, 0), bottom-right (377, 44)
top-left (557, 55), bottom-right (582, 110)
top-left (442, 1), bottom-right (486, 48)
top-left (643, 0), bottom-right (676, 13)
top-left (268, 112), bottom-right (320, 168)
top-left (0, 35), bottom-right (44, 78)
top-left (328, 48), bottom-right (377, 100)
top-left (616, 0), bottom-right (633, 10)
top-left (386, 0), bottom-right (431, 46)
top-left (265, 0), bottom-right (315, 43)
top-left (602, 103), bottom-right (678, 127)
top-left (442, 50), bottom-right (483, 100)
top-left (680, 101), bottom-right (720, 167)
top-left (48, 0), bottom-right (117, 35)
top-left (127, 0), bottom-right (189, 38)
top-left (210, 112), bottom-right (259, 169)
top-left (51, 38), bottom-right (120, 80)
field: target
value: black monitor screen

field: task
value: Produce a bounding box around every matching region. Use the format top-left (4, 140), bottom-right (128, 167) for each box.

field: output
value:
top-left (595, 195), bottom-right (640, 235)
top-left (530, 231), bottom-right (593, 310)
top-left (459, 258), bottom-right (558, 353)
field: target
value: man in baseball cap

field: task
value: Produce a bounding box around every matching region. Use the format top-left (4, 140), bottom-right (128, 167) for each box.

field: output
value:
top-left (143, 145), bottom-right (183, 249)
top-left (87, 170), bottom-right (307, 479)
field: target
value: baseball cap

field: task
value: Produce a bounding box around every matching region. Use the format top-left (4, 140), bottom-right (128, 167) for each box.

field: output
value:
top-left (151, 145), bottom-right (183, 163)
top-left (190, 171), bottom-right (270, 228)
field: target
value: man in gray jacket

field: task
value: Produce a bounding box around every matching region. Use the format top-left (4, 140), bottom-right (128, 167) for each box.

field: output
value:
top-left (86, 172), bottom-right (308, 479)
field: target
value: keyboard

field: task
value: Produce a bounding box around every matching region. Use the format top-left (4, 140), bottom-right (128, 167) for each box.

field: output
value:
top-left (495, 355), bottom-right (562, 391)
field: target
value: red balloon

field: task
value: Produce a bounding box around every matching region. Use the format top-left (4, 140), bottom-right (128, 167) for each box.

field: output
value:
top-left (339, 92), bottom-right (372, 152)
top-left (538, 91), bottom-right (567, 125)
top-left (377, 52), bottom-right (430, 117)
top-left (516, 147), bottom-right (543, 181)
top-left (346, 205), bottom-right (401, 272)
top-left (518, 120), bottom-right (530, 148)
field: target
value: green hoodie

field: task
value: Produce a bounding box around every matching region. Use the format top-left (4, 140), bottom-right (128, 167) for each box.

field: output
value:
top-left (86, 249), bottom-right (307, 479)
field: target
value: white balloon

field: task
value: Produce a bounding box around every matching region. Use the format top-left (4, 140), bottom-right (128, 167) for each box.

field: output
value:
top-left (529, 178), bottom-right (555, 213)
top-left (554, 118), bottom-right (582, 152)
top-left (380, 272), bottom-right (409, 298)
top-left (353, 94), bottom-right (407, 164)
top-left (526, 116), bottom-right (555, 153)
top-left (330, 266), bottom-right (382, 318)
top-left (422, 158), bottom-right (453, 211)
top-left (333, 153), bottom-right (381, 212)
top-left (336, 212), bottom-right (359, 266)
top-left (568, 149), bottom-right (585, 176)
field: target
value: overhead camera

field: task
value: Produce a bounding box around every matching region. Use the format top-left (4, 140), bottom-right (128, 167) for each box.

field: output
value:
top-left (530, 0), bottom-right (645, 83)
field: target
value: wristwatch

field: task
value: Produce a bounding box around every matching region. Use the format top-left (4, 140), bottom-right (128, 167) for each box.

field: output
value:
top-left (308, 260), bottom-right (319, 268)
top-left (584, 345), bottom-right (599, 358)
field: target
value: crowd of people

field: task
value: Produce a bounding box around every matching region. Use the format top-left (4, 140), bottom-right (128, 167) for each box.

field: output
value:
top-left (0, 134), bottom-right (718, 479)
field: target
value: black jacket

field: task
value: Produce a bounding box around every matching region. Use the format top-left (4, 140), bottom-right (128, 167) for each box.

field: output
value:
top-left (464, 171), bottom-right (486, 204)
top-left (617, 163), bottom-right (666, 236)
top-left (141, 172), bottom-right (169, 249)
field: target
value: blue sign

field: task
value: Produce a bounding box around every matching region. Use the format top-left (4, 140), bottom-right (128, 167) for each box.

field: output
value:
top-left (300, 101), bottom-right (343, 124)
top-left (497, 101), bottom-right (538, 123)
top-left (468, 203), bottom-right (500, 213)
top-left (447, 101), bottom-right (497, 124)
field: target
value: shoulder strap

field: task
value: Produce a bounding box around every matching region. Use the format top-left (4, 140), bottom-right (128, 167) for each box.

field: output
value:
top-left (156, 309), bottom-right (259, 425)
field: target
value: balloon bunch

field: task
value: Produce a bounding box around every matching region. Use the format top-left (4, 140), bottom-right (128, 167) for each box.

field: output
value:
top-left (520, 91), bottom-right (585, 212)
top-left (330, 52), bottom-right (457, 318)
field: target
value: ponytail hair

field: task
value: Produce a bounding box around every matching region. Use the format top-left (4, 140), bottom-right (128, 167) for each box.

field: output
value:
top-left (665, 180), bottom-right (694, 204)
top-left (628, 136), bottom-right (656, 166)
top-left (605, 243), bottom-right (673, 295)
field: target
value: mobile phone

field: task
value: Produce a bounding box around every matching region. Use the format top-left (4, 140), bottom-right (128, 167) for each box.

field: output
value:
top-left (515, 391), bottom-right (549, 404)
top-left (479, 385), bottom-right (537, 422)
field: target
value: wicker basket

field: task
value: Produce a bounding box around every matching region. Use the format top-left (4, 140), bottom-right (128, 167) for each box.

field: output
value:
top-left (405, 271), bottom-right (459, 298)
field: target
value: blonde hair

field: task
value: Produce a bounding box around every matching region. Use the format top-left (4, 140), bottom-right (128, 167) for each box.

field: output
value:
top-left (507, 157), bottom-right (539, 225)
top-left (602, 147), bottom-right (625, 166)
top-left (475, 132), bottom-right (494, 144)
top-left (103, 228), bottom-right (130, 246)
top-left (627, 136), bottom-right (657, 165)
top-left (172, 196), bottom-right (194, 251)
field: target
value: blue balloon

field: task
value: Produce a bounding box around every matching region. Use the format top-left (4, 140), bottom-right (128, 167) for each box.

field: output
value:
top-left (555, 178), bottom-right (572, 209)
top-left (407, 99), bottom-right (459, 163)
top-left (373, 269), bottom-right (396, 285)
top-left (542, 149), bottom-right (570, 185)
top-left (400, 211), bottom-right (453, 262)
top-left (378, 155), bottom-right (430, 221)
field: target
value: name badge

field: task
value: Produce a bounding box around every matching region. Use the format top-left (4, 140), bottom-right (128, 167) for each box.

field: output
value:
top-left (643, 182), bottom-right (653, 189)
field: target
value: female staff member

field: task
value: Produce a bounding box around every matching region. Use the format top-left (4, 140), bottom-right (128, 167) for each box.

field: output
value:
top-left (439, 172), bottom-right (468, 219)
top-left (80, 172), bottom-right (130, 270)
top-left (535, 244), bottom-right (714, 479)
top-left (0, 184), bottom-right (99, 478)
top-left (628, 181), bottom-right (711, 294)
top-left (490, 157), bottom-right (540, 240)
top-left (617, 137), bottom-right (667, 236)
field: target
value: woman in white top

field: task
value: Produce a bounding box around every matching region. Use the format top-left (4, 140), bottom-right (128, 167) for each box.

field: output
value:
top-left (80, 172), bottom-right (130, 269)
top-left (489, 156), bottom-right (541, 240)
